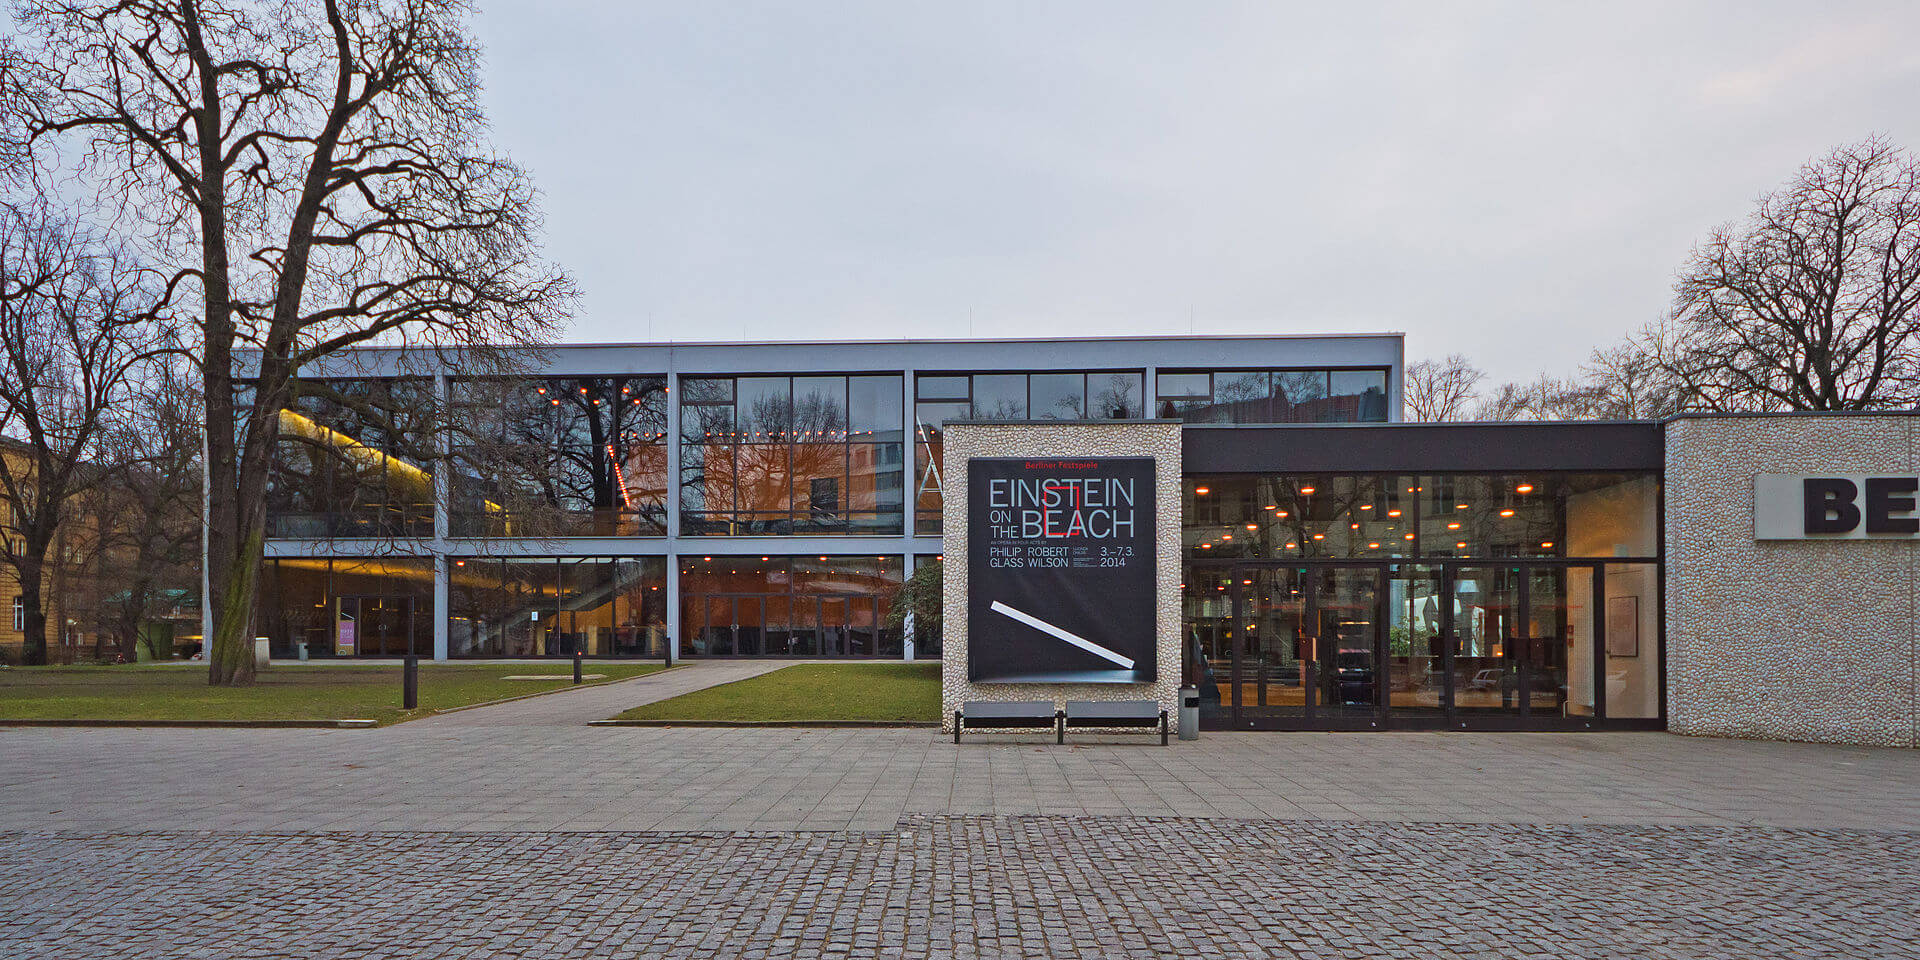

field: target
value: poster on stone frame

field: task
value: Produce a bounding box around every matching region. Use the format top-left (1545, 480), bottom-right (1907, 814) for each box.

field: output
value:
top-left (966, 457), bottom-right (1157, 683)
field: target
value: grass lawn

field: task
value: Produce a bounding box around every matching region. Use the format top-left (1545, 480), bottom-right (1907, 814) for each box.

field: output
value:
top-left (614, 662), bottom-right (941, 724)
top-left (0, 662), bottom-right (668, 726)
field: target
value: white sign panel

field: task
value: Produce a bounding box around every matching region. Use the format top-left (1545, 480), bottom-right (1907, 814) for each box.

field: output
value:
top-left (1754, 474), bottom-right (1920, 540)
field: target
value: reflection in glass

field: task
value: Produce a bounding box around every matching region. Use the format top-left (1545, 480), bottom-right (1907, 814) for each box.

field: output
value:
top-left (677, 556), bottom-right (903, 657)
top-left (1387, 565), bottom-right (1446, 716)
top-left (680, 376), bottom-right (903, 535)
top-left (1451, 566), bottom-right (1520, 714)
top-left (448, 557), bottom-right (666, 658)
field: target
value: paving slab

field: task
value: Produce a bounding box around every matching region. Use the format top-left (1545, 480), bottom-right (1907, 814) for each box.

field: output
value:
top-left (1, 727), bottom-right (1915, 833)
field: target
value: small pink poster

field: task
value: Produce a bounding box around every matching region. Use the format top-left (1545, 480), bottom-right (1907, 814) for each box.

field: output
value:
top-left (337, 620), bottom-right (357, 655)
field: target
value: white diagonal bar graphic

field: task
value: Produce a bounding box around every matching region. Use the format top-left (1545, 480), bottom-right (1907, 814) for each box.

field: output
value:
top-left (988, 601), bottom-right (1136, 670)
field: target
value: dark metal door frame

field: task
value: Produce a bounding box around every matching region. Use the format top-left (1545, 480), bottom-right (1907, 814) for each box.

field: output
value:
top-left (1218, 559), bottom-right (1628, 731)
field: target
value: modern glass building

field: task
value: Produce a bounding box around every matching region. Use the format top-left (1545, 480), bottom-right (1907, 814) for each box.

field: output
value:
top-left (251, 333), bottom-right (1668, 730)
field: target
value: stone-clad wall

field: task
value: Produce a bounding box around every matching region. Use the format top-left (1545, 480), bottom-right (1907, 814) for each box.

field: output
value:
top-left (1665, 415), bottom-right (1918, 747)
top-left (941, 422), bottom-right (1183, 734)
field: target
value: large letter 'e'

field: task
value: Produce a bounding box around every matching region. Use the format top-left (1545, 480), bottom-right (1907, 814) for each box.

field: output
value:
top-left (1803, 478), bottom-right (1860, 534)
top-left (1864, 477), bottom-right (1920, 533)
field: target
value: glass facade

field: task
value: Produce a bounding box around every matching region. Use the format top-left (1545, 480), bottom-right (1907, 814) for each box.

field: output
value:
top-left (265, 380), bottom-right (438, 539)
top-left (913, 371), bottom-right (1146, 533)
top-left (451, 376), bottom-right (670, 537)
top-left (678, 555), bottom-right (903, 656)
top-left (257, 557), bottom-right (435, 658)
top-left (1184, 472), bottom-right (1659, 729)
top-left (448, 557), bottom-right (668, 658)
top-left (1155, 368), bottom-right (1390, 423)
top-left (680, 375), bottom-right (905, 535)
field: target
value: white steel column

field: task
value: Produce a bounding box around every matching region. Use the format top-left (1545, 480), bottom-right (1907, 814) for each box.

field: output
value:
top-left (664, 368), bottom-right (681, 661)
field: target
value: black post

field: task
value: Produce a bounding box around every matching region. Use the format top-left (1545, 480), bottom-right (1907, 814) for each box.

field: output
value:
top-left (573, 648), bottom-right (583, 685)
top-left (403, 655), bottom-right (419, 710)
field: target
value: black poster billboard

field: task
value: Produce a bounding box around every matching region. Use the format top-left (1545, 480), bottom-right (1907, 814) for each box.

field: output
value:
top-left (967, 457), bottom-right (1157, 683)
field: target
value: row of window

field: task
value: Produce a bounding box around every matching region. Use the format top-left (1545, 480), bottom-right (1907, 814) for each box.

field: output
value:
top-left (253, 555), bottom-right (914, 660)
top-left (1183, 473), bottom-right (1659, 560)
top-left (265, 368), bottom-right (1393, 539)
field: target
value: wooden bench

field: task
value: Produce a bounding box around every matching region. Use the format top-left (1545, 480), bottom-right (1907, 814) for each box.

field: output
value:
top-left (954, 701), bottom-right (1060, 743)
top-left (1062, 700), bottom-right (1168, 745)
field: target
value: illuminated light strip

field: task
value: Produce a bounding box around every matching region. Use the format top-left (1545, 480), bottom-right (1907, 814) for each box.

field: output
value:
top-left (606, 443), bottom-right (634, 508)
top-left (988, 601), bottom-right (1135, 670)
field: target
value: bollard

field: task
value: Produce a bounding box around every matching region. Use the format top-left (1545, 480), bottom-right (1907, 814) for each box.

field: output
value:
top-left (573, 648), bottom-right (583, 685)
top-left (403, 654), bottom-right (419, 710)
top-left (1178, 686), bottom-right (1200, 741)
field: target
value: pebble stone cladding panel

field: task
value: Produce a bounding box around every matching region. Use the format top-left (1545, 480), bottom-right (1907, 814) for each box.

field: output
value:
top-left (940, 422), bottom-right (1182, 734)
top-left (1666, 415), bottom-right (1918, 747)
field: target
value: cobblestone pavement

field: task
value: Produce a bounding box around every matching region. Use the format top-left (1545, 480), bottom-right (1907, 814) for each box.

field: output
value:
top-left (3, 816), bottom-right (1915, 959)
top-left (4, 728), bottom-right (1916, 832)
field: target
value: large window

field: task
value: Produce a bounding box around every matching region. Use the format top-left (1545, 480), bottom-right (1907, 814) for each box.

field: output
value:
top-left (1183, 473), bottom-right (1656, 561)
top-left (256, 557), bottom-right (435, 658)
top-left (448, 556), bottom-right (668, 657)
top-left (679, 555), bottom-right (903, 656)
top-left (912, 371), bottom-right (1144, 533)
top-left (680, 375), bottom-right (904, 535)
top-left (1155, 369), bottom-right (1389, 424)
top-left (1182, 472), bottom-right (1660, 729)
top-left (266, 379), bottom-right (438, 539)
top-left (450, 376), bottom-right (669, 537)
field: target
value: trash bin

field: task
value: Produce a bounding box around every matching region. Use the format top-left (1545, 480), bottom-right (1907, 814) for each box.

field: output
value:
top-left (253, 637), bottom-right (272, 671)
top-left (296, 641), bottom-right (308, 662)
top-left (1178, 686), bottom-right (1199, 740)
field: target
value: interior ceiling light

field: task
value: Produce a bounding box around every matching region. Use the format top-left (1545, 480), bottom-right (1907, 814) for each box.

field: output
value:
top-left (1359, 504), bottom-right (1373, 511)
top-left (1541, 541), bottom-right (1554, 548)
top-left (1456, 503), bottom-right (1468, 510)
top-left (1448, 522), bottom-right (1461, 530)
top-left (1386, 509), bottom-right (1401, 517)
top-left (1245, 523), bottom-right (1258, 530)
top-left (1300, 486), bottom-right (1316, 495)
top-left (1500, 509), bottom-right (1516, 518)
top-left (1516, 483), bottom-right (1534, 494)
top-left (1264, 504), bottom-right (1277, 510)
top-left (1194, 486), bottom-right (1210, 495)
top-left (1456, 541), bottom-right (1467, 548)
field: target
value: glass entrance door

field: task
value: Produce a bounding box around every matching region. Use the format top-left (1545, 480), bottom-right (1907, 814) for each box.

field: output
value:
top-left (1313, 566), bottom-right (1382, 721)
top-left (1225, 564), bottom-right (1384, 728)
top-left (342, 596), bottom-right (415, 657)
top-left (1449, 566), bottom-right (1521, 716)
top-left (1235, 567), bottom-right (1311, 723)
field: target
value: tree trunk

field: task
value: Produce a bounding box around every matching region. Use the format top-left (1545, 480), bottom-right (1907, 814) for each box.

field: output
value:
top-left (17, 554), bottom-right (46, 666)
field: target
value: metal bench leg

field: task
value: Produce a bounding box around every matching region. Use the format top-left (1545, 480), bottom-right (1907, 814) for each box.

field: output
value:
top-left (1160, 710), bottom-right (1169, 746)
top-left (953, 711), bottom-right (961, 745)
top-left (1056, 712), bottom-right (1064, 745)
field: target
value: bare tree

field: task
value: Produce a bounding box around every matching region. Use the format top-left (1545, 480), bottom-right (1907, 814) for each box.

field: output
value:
top-left (1659, 136), bottom-right (1920, 411)
top-left (90, 359), bottom-right (202, 662)
top-left (1472, 374), bottom-right (1587, 422)
top-left (0, 201), bottom-right (162, 665)
top-left (1403, 354), bottom-right (1485, 421)
top-left (7, 0), bottom-right (576, 683)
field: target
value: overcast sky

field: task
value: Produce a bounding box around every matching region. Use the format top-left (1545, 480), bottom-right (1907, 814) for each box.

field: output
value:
top-left (471, 1), bottom-right (1920, 384)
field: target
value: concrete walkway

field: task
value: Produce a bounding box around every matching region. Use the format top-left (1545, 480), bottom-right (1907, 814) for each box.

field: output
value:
top-left (414, 660), bottom-right (791, 727)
